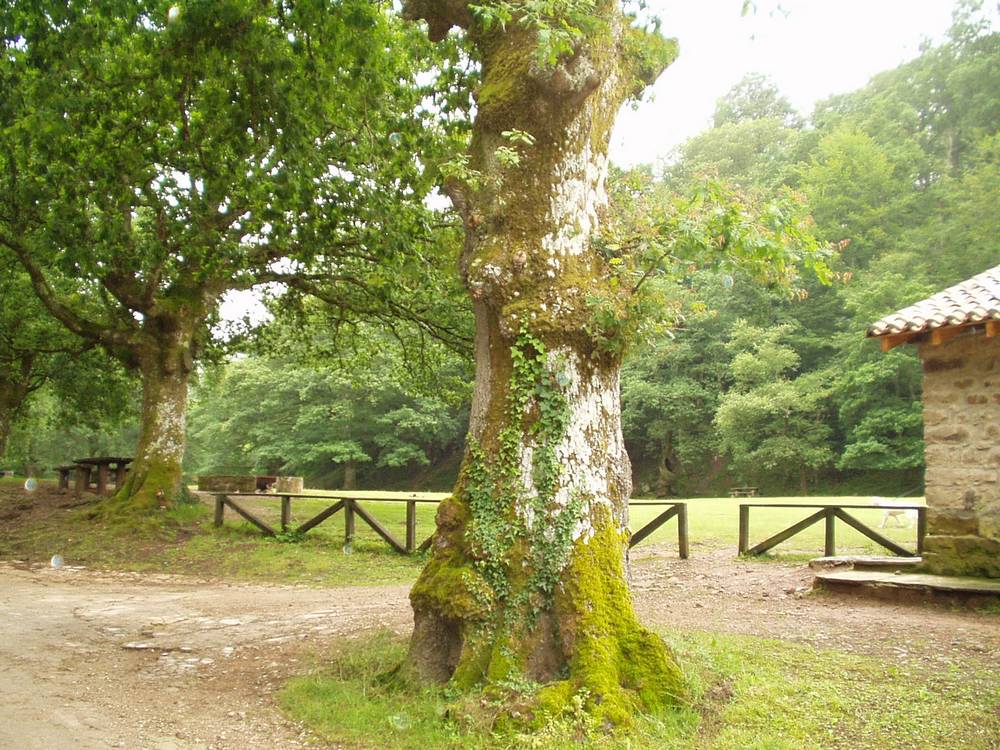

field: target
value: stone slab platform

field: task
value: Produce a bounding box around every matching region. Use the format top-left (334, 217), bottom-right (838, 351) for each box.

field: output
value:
top-left (816, 569), bottom-right (1000, 606)
top-left (809, 556), bottom-right (923, 572)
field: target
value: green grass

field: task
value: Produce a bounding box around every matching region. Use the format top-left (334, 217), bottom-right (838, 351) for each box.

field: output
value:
top-left (280, 630), bottom-right (1000, 750)
top-left (1, 484), bottom-right (927, 585)
top-left (0, 492), bottom-right (430, 587)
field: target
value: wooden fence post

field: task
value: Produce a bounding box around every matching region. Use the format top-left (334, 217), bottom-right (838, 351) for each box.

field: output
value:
top-left (678, 504), bottom-right (690, 560)
top-left (406, 500), bottom-right (417, 553)
top-left (214, 494), bottom-right (226, 527)
top-left (738, 505), bottom-right (749, 555)
top-left (344, 499), bottom-right (356, 549)
top-left (824, 508), bottom-right (836, 557)
top-left (916, 507), bottom-right (927, 556)
top-left (280, 496), bottom-right (291, 532)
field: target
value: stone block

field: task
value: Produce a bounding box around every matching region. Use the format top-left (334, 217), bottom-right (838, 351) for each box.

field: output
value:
top-left (926, 486), bottom-right (979, 511)
top-left (921, 534), bottom-right (1000, 578)
top-left (922, 409), bottom-right (950, 427)
top-left (924, 426), bottom-right (969, 443)
top-left (275, 476), bottom-right (304, 493)
top-left (923, 390), bottom-right (959, 406)
top-left (974, 354), bottom-right (998, 372)
top-left (926, 466), bottom-right (996, 486)
top-left (924, 444), bottom-right (963, 465)
top-left (923, 357), bottom-right (965, 373)
top-left (927, 508), bottom-right (980, 536)
top-left (981, 516), bottom-right (1000, 541)
top-left (197, 475), bottom-right (257, 493)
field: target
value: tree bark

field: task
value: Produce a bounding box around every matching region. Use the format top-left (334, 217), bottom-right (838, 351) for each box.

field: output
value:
top-left (343, 460), bottom-right (358, 490)
top-left (0, 404), bottom-right (13, 459)
top-left (403, 2), bottom-right (683, 723)
top-left (0, 370), bottom-right (33, 461)
top-left (109, 330), bottom-right (195, 512)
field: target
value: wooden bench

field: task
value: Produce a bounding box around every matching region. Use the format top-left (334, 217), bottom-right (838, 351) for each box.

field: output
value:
top-left (72, 457), bottom-right (132, 496)
top-left (729, 487), bottom-right (759, 497)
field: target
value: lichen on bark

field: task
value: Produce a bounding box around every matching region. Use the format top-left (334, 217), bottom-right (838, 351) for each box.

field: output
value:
top-left (95, 325), bottom-right (198, 519)
top-left (401, 0), bottom-right (684, 723)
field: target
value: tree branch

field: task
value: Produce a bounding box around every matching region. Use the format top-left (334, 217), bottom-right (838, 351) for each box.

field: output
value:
top-left (402, 0), bottom-right (473, 41)
top-left (0, 232), bottom-right (138, 351)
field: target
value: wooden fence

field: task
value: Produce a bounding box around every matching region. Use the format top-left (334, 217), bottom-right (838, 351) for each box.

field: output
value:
top-left (212, 491), bottom-right (688, 558)
top-left (738, 503), bottom-right (927, 558)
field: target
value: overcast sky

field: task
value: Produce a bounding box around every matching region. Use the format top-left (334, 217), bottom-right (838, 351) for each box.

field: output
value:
top-left (610, 0), bottom-right (995, 168)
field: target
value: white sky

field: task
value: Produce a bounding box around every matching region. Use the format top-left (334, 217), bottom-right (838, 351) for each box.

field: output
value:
top-left (611, 0), bottom-right (989, 168)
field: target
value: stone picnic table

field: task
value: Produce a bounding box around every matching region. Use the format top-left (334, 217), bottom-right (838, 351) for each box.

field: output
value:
top-left (71, 456), bottom-right (132, 496)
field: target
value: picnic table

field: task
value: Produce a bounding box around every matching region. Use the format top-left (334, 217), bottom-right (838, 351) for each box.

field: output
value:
top-left (73, 456), bottom-right (132, 496)
top-left (729, 486), bottom-right (759, 497)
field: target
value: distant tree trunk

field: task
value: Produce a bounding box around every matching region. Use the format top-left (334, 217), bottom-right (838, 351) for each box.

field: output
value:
top-left (343, 460), bottom-right (358, 490)
top-left (402, 1), bottom-right (683, 723)
top-left (799, 466), bottom-right (808, 496)
top-left (0, 405), bottom-right (14, 459)
top-left (0, 365), bottom-right (33, 460)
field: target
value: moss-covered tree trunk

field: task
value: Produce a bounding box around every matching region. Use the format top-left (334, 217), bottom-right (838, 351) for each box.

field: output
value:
top-left (403, 1), bottom-right (683, 723)
top-left (108, 316), bottom-right (200, 513)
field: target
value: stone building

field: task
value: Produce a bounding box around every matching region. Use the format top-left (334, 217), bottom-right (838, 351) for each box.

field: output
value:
top-left (868, 264), bottom-right (999, 578)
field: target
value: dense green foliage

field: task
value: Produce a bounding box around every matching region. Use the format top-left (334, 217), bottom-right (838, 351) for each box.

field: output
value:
top-left (185, 338), bottom-right (470, 489)
top-left (622, 3), bottom-right (999, 495)
top-left (5, 3), bottom-right (997, 500)
top-left (0, 257), bottom-right (137, 469)
top-left (0, 0), bottom-right (471, 503)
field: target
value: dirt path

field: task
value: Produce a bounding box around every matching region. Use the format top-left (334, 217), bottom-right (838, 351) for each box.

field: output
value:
top-left (631, 548), bottom-right (1000, 668)
top-left (2, 549), bottom-right (997, 750)
top-left (0, 564), bottom-right (413, 750)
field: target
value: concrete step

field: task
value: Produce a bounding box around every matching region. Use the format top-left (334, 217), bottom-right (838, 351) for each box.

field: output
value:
top-left (809, 555), bottom-right (922, 572)
top-left (815, 569), bottom-right (1000, 605)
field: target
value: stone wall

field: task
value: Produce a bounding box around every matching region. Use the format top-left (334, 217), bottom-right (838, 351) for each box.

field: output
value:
top-left (920, 331), bottom-right (1000, 578)
top-left (197, 475), bottom-right (257, 493)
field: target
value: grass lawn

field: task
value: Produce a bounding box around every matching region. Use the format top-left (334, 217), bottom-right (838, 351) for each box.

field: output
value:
top-left (280, 629), bottom-right (999, 750)
top-left (0, 480), bottom-right (925, 585)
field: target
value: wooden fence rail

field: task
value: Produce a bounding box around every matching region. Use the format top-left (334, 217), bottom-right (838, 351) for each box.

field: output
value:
top-left (214, 491), bottom-right (447, 553)
top-left (212, 492), bottom-right (689, 558)
top-left (738, 503), bottom-right (927, 558)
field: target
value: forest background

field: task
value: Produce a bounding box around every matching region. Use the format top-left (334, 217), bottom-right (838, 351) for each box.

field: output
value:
top-left (4, 3), bottom-right (997, 499)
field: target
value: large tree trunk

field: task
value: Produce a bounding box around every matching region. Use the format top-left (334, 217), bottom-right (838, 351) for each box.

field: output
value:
top-left (110, 333), bottom-right (194, 512)
top-left (403, 2), bottom-right (682, 724)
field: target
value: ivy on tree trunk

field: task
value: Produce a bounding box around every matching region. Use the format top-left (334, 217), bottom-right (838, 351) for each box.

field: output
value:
top-left (401, 0), bottom-right (685, 723)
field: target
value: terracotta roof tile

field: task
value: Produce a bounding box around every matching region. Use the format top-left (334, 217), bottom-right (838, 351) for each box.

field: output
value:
top-left (868, 264), bottom-right (1000, 337)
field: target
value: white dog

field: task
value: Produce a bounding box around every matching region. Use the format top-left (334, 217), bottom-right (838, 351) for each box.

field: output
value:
top-left (871, 496), bottom-right (919, 528)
